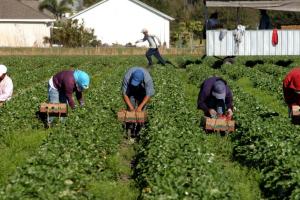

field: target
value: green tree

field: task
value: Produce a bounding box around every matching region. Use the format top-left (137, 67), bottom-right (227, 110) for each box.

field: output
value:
top-left (171, 20), bottom-right (202, 46)
top-left (39, 0), bottom-right (74, 19)
top-left (83, 0), bottom-right (101, 7)
top-left (44, 19), bottom-right (101, 47)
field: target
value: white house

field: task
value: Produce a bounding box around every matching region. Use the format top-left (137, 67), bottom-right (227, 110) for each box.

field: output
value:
top-left (0, 0), bottom-right (55, 47)
top-left (70, 0), bottom-right (174, 48)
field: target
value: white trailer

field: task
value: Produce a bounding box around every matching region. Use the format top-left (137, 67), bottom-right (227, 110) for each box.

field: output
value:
top-left (204, 0), bottom-right (300, 57)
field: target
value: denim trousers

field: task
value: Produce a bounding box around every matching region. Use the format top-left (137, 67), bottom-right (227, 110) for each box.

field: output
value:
top-left (47, 84), bottom-right (67, 123)
top-left (146, 48), bottom-right (166, 66)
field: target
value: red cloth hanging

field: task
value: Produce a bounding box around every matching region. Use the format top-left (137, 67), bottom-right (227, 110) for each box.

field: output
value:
top-left (272, 29), bottom-right (278, 46)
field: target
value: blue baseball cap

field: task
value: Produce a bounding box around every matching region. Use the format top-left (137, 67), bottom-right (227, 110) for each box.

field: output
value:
top-left (212, 80), bottom-right (226, 100)
top-left (131, 69), bottom-right (144, 86)
top-left (74, 70), bottom-right (90, 90)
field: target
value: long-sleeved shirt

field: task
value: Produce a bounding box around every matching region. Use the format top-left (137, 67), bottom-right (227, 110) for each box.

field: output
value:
top-left (52, 70), bottom-right (83, 109)
top-left (197, 77), bottom-right (233, 113)
top-left (0, 75), bottom-right (13, 102)
top-left (122, 67), bottom-right (155, 97)
top-left (136, 35), bottom-right (161, 49)
top-left (283, 68), bottom-right (300, 108)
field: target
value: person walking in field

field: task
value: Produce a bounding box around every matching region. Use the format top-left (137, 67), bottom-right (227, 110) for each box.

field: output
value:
top-left (0, 65), bottom-right (13, 106)
top-left (122, 67), bottom-right (154, 112)
top-left (283, 68), bottom-right (300, 116)
top-left (197, 76), bottom-right (233, 118)
top-left (47, 69), bottom-right (90, 124)
top-left (135, 28), bottom-right (167, 67)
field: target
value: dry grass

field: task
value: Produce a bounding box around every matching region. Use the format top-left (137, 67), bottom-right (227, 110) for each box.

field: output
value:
top-left (0, 47), bottom-right (204, 56)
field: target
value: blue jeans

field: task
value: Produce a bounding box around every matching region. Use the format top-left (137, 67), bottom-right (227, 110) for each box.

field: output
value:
top-left (146, 48), bottom-right (166, 66)
top-left (47, 84), bottom-right (67, 124)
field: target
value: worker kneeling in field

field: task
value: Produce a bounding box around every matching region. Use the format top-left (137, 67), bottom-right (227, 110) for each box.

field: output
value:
top-left (122, 67), bottom-right (154, 112)
top-left (197, 77), bottom-right (233, 118)
top-left (283, 68), bottom-right (300, 117)
top-left (0, 65), bottom-right (13, 106)
top-left (47, 69), bottom-right (90, 124)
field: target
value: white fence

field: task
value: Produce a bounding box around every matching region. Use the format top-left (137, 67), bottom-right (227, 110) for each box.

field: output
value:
top-left (206, 30), bottom-right (300, 56)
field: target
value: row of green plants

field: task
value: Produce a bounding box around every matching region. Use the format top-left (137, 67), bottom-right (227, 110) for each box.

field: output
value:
top-left (186, 60), bottom-right (300, 199)
top-left (134, 66), bottom-right (244, 199)
top-left (0, 56), bottom-right (151, 199)
top-left (0, 64), bottom-right (128, 199)
top-left (0, 56), bottom-right (146, 135)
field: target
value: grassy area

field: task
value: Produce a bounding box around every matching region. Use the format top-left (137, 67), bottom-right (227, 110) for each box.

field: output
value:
top-left (0, 130), bottom-right (49, 185)
top-left (236, 77), bottom-right (287, 116)
top-left (87, 140), bottom-right (139, 200)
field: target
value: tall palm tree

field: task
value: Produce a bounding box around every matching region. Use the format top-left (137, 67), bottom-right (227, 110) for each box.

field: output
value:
top-left (39, 0), bottom-right (74, 19)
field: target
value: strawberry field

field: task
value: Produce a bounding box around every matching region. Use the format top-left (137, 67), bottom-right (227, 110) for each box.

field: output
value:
top-left (0, 55), bottom-right (299, 199)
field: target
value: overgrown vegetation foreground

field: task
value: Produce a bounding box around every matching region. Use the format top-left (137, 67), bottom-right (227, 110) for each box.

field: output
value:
top-left (0, 55), bottom-right (299, 199)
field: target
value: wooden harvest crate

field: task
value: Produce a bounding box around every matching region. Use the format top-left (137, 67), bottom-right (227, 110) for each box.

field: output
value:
top-left (117, 109), bottom-right (147, 123)
top-left (204, 117), bottom-right (235, 132)
top-left (281, 25), bottom-right (300, 30)
top-left (39, 103), bottom-right (68, 116)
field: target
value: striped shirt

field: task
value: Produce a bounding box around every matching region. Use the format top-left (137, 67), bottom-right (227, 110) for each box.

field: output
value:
top-left (137, 35), bottom-right (161, 49)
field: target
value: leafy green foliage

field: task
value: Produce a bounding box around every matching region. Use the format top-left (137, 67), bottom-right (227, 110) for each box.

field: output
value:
top-left (134, 66), bottom-right (244, 199)
top-left (0, 56), bottom-right (144, 199)
top-left (1, 55), bottom-right (300, 199)
top-left (44, 19), bottom-right (101, 47)
top-left (186, 57), bottom-right (300, 200)
top-left (39, 0), bottom-right (74, 19)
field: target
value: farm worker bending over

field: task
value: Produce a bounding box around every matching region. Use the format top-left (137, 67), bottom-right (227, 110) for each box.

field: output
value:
top-left (0, 65), bottom-right (13, 105)
top-left (283, 68), bottom-right (300, 116)
top-left (135, 28), bottom-right (166, 67)
top-left (47, 70), bottom-right (90, 123)
top-left (122, 67), bottom-right (154, 111)
top-left (197, 77), bottom-right (233, 118)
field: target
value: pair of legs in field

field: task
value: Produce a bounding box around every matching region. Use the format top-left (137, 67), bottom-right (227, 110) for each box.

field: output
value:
top-left (47, 85), bottom-right (66, 124)
top-left (146, 48), bottom-right (166, 66)
top-left (126, 94), bottom-right (146, 138)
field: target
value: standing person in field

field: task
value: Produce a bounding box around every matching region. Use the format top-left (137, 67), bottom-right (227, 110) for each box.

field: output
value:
top-left (0, 65), bottom-right (13, 106)
top-left (47, 69), bottom-right (90, 124)
top-left (135, 28), bottom-right (166, 67)
top-left (197, 76), bottom-right (233, 118)
top-left (283, 68), bottom-right (300, 117)
top-left (259, 10), bottom-right (272, 30)
top-left (207, 12), bottom-right (222, 30)
top-left (122, 67), bottom-right (154, 112)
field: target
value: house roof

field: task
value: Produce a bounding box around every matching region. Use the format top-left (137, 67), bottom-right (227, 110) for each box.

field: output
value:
top-left (0, 0), bottom-right (54, 21)
top-left (206, 1), bottom-right (300, 12)
top-left (70, 0), bottom-right (174, 21)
